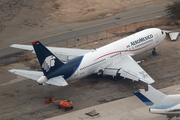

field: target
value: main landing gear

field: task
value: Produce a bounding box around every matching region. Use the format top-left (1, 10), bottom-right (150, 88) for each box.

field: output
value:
top-left (112, 73), bottom-right (123, 81)
top-left (152, 48), bottom-right (156, 55)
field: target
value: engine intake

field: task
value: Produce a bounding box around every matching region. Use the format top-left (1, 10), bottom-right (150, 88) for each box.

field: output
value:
top-left (37, 76), bottom-right (48, 85)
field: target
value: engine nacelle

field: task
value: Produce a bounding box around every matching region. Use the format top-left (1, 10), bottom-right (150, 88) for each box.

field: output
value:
top-left (37, 76), bottom-right (48, 85)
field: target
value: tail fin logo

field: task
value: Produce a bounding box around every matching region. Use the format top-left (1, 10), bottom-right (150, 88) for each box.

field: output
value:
top-left (42, 55), bottom-right (56, 72)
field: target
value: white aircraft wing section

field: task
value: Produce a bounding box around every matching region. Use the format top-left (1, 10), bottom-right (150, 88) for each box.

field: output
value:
top-left (10, 44), bottom-right (90, 61)
top-left (9, 69), bottom-right (43, 81)
top-left (103, 55), bottom-right (155, 84)
top-left (9, 69), bottom-right (68, 86)
top-left (11, 44), bottom-right (34, 51)
top-left (46, 76), bottom-right (68, 86)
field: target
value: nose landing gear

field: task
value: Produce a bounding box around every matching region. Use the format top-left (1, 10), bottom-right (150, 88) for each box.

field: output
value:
top-left (149, 48), bottom-right (157, 58)
top-left (152, 48), bottom-right (156, 55)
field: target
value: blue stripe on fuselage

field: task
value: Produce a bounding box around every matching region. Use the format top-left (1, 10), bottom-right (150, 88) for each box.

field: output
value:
top-left (46, 56), bottom-right (84, 80)
top-left (65, 55), bottom-right (84, 80)
top-left (151, 103), bottom-right (179, 109)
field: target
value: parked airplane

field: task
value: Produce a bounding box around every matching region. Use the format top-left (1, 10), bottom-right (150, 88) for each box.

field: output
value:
top-left (9, 28), bottom-right (166, 86)
top-left (134, 85), bottom-right (180, 119)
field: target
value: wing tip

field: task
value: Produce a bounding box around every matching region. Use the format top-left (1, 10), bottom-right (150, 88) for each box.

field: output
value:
top-left (9, 69), bottom-right (15, 73)
top-left (10, 44), bottom-right (18, 48)
top-left (148, 80), bottom-right (155, 84)
top-left (142, 78), bottom-right (155, 84)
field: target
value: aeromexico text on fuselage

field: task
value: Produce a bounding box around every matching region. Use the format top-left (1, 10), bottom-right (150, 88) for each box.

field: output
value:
top-left (130, 34), bottom-right (153, 46)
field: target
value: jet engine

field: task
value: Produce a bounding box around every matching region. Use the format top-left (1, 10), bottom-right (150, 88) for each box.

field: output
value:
top-left (37, 76), bottom-right (48, 85)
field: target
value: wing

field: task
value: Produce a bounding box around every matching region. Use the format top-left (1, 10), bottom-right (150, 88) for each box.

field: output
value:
top-left (9, 69), bottom-right (68, 86)
top-left (10, 44), bottom-right (90, 61)
top-left (103, 55), bottom-right (155, 84)
top-left (9, 69), bottom-right (43, 81)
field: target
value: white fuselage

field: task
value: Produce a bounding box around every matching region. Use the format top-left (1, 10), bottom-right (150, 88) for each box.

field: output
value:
top-left (150, 94), bottom-right (180, 116)
top-left (150, 104), bottom-right (180, 116)
top-left (67, 28), bottom-right (166, 81)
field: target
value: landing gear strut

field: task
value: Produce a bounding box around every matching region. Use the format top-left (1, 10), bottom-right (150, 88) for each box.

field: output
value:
top-left (152, 48), bottom-right (156, 55)
top-left (113, 76), bottom-right (119, 81)
top-left (112, 73), bottom-right (122, 81)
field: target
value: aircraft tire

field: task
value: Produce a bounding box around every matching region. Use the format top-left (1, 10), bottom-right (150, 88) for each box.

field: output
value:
top-left (152, 51), bottom-right (156, 55)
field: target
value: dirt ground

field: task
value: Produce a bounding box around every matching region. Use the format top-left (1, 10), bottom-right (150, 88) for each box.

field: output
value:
top-left (0, 0), bottom-right (179, 120)
top-left (0, 24), bottom-right (180, 119)
top-left (42, 0), bottom-right (171, 23)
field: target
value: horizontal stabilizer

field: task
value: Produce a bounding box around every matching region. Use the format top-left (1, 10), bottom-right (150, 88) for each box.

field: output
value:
top-left (9, 69), bottom-right (68, 86)
top-left (46, 76), bottom-right (68, 86)
top-left (9, 69), bottom-right (43, 81)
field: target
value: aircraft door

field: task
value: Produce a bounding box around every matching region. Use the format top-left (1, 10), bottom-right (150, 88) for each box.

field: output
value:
top-left (155, 34), bottom-right (159, 43)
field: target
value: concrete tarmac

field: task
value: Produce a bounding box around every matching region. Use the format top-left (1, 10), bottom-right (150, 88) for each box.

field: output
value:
top-left (46, 84), bottom-right (180, 120)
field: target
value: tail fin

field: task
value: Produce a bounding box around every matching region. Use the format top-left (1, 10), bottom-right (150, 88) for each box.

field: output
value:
top-left (32, 41), bottom-right (64, 76)
top-left (134, 85), bottom-right (180, 108)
